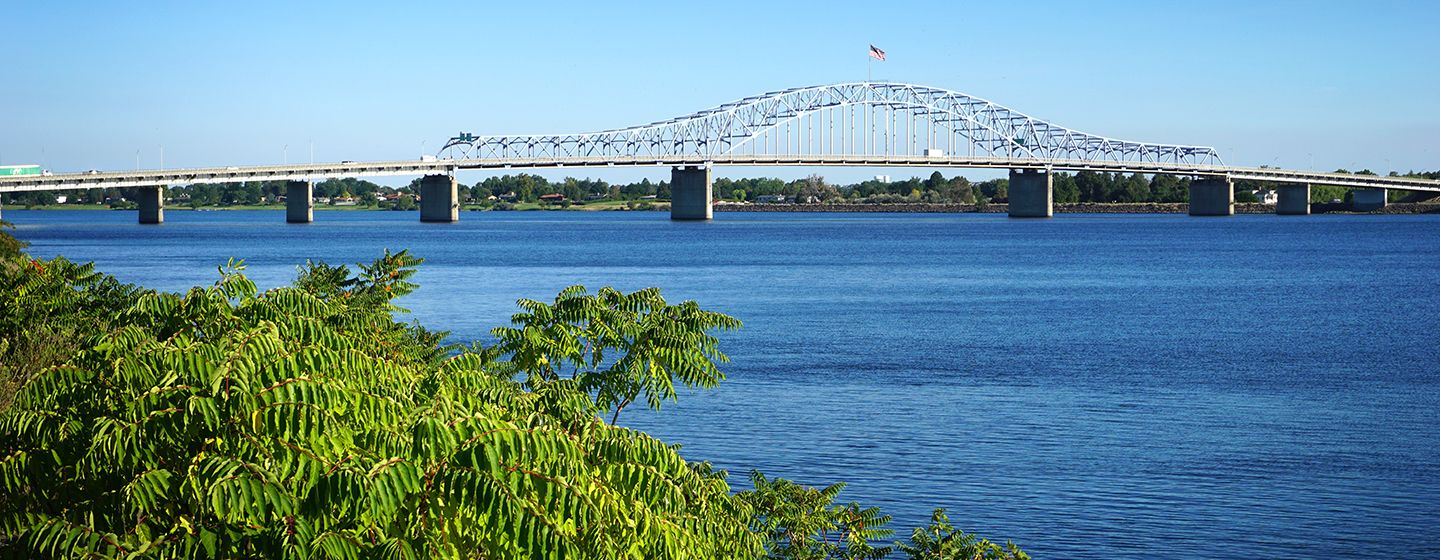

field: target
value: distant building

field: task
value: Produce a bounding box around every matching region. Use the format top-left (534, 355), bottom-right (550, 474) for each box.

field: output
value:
top-left (539, 193), bottom-right (566, 202)
top-left (1254, 189), bottom-right (1278, 204)
top-left (874, 175), bottom-right (891, 183)
top-left (755, 194), bottom-right (790, 204)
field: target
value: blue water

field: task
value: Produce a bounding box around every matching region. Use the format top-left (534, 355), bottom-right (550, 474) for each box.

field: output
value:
top-left (7, 209), bottom-right (1440, 559)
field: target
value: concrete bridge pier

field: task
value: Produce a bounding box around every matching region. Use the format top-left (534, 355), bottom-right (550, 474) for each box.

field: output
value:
top-left (1008, 169), bottom-right (1053, 218)
top-left (138, 186), bottom-right (164, 224)
top-left (286, 180), bottom-right (313, 223)
top-left (1352, 188), bottom-right (1388, 212)
top-left (1276, 184), bottom-right (1310, 215)
top-left (671, 166), bottom-right (712, 220)
top-left (419, 174), bottom-right (459, 222)
top-left (1188, 177), bottom-right (1234, 216)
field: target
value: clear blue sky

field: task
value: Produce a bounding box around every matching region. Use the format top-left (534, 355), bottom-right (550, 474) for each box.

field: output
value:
top-left (2, 0), bottom-right (1436, 185)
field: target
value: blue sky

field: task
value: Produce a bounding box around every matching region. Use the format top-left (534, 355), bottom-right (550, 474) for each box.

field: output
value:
top-left (2, 0), bottom-right (1436, 184)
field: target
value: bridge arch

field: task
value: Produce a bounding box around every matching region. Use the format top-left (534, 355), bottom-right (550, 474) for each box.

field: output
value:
top-left (441, 82), bottom-right (1221, 166)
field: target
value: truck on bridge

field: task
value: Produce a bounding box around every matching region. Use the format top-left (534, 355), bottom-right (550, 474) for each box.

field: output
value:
top-left (0, 165), bottom-right (46, 177)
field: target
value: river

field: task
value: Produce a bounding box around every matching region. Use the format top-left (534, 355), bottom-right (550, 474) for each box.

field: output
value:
top-left (7, 209), bottom-right (1439, 559)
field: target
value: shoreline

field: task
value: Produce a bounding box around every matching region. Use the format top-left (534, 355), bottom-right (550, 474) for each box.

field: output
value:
top-left (7, 202), bottom-right (1439, 215)
top-left (715, 202), bottom-right (1440, 214)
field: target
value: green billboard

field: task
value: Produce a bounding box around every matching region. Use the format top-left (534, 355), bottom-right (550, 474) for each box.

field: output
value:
top-left (0, 165), bottom-right (42, 177)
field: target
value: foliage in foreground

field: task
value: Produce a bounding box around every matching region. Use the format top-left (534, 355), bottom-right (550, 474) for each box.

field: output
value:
top-left (0, 239), bottom-right (1026, 559)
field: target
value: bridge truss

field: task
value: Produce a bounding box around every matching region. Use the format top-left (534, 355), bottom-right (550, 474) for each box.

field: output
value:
top-left (440, 82), bottom-right (1222, 167)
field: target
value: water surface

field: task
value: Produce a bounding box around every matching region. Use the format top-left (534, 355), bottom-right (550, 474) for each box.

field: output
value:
top-left (8, 209), bottom-right (1439, 559)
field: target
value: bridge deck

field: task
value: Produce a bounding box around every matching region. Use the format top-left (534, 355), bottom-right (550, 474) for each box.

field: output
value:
top-left (1, 156), bottom-right (1437, 193)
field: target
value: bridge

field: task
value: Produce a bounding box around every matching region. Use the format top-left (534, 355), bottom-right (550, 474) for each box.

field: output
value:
top-left (3, 82), bottom-right (1436, 223)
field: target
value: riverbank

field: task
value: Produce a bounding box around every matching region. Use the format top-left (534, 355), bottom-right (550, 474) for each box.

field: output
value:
top-left (716, 202), bottom-right (1440, 214)
top-left (9, 201), bottom-right (1439, 214)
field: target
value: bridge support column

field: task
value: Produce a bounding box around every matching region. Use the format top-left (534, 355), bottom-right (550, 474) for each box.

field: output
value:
top-left (670, 166), bottom-right (712, 220)
top-left (419, 174), bottom-right (459, 223)
top-left (286, 181), bottom-right (313, 223)
top-left (1276, 184), bottom-right (1310, 215)
top-left (138, 186), bottom-right (164, 224)
top-left (1188, 177), bottom-right (1233, 216)
top-left (1351, 188), bottom-right (1387, 212)
top-left (1007, 169), bottom-right (1052, 218)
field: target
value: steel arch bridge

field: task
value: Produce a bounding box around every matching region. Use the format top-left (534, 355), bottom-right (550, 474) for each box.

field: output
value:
top-left (439, 82), bottom-right (1222, 167)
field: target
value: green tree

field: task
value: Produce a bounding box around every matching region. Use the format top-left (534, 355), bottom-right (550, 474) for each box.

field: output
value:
top-left (942, 177), bottom-right (975, 204)
top-left (1120, 173), bottom-right (1151, 203)
top-left (896, 509), bottom-right (1029, 560)
top-left (1053, 173), bottom-right (1079, 203)
top-left (0, 254), bottom-right (762, 559)
top-left (490, 286), bottom-right (740, 424)
top-left (1150, 174), bottom-right (1185, 203)
top-left (0, 236), bottom-right (1033, 560)
top-left (741, 472), bottom-right (892, 560)
top-left (926, 171), bottom-right (946, 193)
top-left (0, 221), bottom-right (26, 259)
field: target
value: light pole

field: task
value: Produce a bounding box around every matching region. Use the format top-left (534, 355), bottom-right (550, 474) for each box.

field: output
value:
top-left (160, 146), bottom-right (164, 170)
top-left (283, 144), bottom-right (289, 165)
top-left (135, 149), bottom-right (140, 171)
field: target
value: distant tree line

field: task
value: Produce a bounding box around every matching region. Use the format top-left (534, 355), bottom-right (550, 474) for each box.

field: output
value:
top-left (5, 169), bottom-right (1437, 208)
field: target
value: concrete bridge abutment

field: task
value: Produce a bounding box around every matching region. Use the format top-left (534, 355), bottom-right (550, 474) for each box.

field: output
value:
top-left (286, 181), bottom-right (313, 223)
top-left (1188, 177), bottom-right (1234, 216)
top-left (419, 174), bottom-right (459, 223)
top-left (670, 166), bottom-right (712, 220)
top-left (138, 186), bottom-right (164, 224)
top-left (1008, 169), bottom-right (1053, 218)
top-left (1351, 188), bottom-right (1387, 212)
top-left (1276, 184), bottom-right (1310, 215)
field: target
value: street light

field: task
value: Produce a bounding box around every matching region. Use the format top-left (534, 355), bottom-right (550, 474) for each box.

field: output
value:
top-left (284, 144), bottom-right (289, 165)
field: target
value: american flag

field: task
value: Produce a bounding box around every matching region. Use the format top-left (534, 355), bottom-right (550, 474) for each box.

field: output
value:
top-left (868, 45), bottom-right (886, 61)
